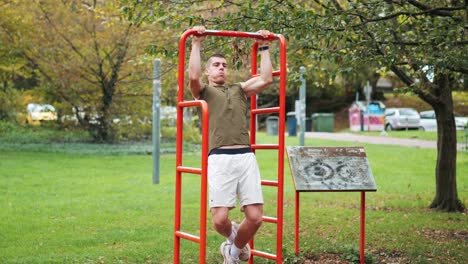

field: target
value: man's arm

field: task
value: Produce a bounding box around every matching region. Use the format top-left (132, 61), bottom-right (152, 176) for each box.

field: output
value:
top-left (240, 30), bottom-right (273, 97)
top-left (189, 26), bottom-right (205, 99)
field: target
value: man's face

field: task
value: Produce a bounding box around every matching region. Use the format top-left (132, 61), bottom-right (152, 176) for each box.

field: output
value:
top-left (205, 57), bottom-right (227, 85)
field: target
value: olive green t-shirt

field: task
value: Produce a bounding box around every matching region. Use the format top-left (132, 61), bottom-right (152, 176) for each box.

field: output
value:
top-left (199, 83), bottom-right (250, 152)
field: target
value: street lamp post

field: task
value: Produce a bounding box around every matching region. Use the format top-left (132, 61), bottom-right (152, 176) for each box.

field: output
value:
top-left (299, 66), bottom-right (306, 146)
top-left (153, 58), bottom-right (161, 184)
top-left (363, 81), bottom-right (372, 132)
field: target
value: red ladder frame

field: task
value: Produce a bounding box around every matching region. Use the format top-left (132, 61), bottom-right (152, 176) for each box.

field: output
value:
top-left (174, 29), bottom-right (287, 264)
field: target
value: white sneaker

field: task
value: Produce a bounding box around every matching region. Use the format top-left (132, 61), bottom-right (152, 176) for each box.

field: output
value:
top-left (231, 221), bottom-right (251, 261)
top-left (220, 242), bottom-right (240, 264)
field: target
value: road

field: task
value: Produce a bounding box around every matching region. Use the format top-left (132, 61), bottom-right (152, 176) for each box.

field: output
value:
top-left (303, 132), bottom-right (466, 151)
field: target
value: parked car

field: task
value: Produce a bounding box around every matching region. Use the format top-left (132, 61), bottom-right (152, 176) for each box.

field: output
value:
top-left (384, 107), bottom-right (420, 131)
top-left (26, 103), bottom-right (58, 124)
top-left (419, 111), bottom-right (437, 131)
top-left (456, 113), bottom-right (468, 129)
top-left (419, 110), bottom-right (468, 131)
top-left (60, 106), bottom-right (100, 125)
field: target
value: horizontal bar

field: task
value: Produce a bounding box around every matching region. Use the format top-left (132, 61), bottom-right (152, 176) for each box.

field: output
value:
top-left (178, 100), bottom-right (206, 108)
top-left (177, 166), bottom-right (202, 174)
top-left (251, 249), bottom-right (277, 260)
top-left (252, 144), bottom-right (279, 150)
top-left (251, 107), bottom-right (280, 115)
top-left (175, 231), bottom-right (200, 243)
top-left (185, 29), bottom-right (278, 41)
top-left (261, 180), bottom-right (278, 187)
top-left (262, 216), bottom-right (278, 223)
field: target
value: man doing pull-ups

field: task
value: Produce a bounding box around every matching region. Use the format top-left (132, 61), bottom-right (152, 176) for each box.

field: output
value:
top-left (188, 25), bottom-right (273, 264)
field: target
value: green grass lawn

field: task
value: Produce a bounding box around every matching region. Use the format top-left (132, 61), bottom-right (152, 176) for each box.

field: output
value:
top-left (1, 133), bottom-right (467, 263)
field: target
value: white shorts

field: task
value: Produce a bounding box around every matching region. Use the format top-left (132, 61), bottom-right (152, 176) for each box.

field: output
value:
top-left (208, 149), bottom-right (263, 210)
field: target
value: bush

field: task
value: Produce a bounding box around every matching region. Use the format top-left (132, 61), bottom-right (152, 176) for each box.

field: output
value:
top-left (0, 120), bottom-right (90, 144)
top-left (183, 124), bottom-right (201, 144)
top-left (0, 87), bottom-right (22, 122)
top-left (160, 117), bottom-right (201, 144)
top-left (0, 120), bottom-right (19, 135)
top-left (161, 126), bottom-right (177, 140)
top-left (113, 118), bottom-right (152, 141)
top-left (340, 245), bottom-right (376, 264)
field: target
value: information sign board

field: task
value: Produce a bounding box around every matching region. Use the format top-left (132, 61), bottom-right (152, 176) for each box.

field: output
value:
top-left (287, 146), bottom-right (377, 192)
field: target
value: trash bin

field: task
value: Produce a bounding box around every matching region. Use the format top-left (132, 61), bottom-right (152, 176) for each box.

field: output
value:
top-left (266, 116), bottom-right (279, 135)
top-left (287, 112), bottom-right (297, 136)
top-left (312, 113), bottom-right (334, 132)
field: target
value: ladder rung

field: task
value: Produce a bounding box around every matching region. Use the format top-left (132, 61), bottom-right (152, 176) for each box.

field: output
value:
top-left (252, 144), bottom-right (279, 150)
top-left (177, 166), bottom-right (201, 174)
top-left (262, 216), bottom-right (278, 223)
top-left (252, 70), bottom-right (280, 77)
top-left (175, 231), bottom-right (200, 243)
top-left (251, 249), bottom-right (277, 260)
top-left (261, 180), bottom-right (278, 187)
top-left (251, 107), bottom-right (280, 115)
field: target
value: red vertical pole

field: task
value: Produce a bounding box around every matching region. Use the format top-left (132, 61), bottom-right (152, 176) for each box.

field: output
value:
top-left (199, 101), bottom-right (209, 264)
top-left (174, 31), bottom-right (190, 264)
top-left (248, 42), bottom-right (259, 264)
top-left (174, 171), bottom-right (181, 264)
top-left (250, 42), bottom-right (259, 148)
top-left (360, 191), bottom-right (366, 264)
top-left (276, 34), bottom-right (287, 264)
top-left (294, 191), bottom-right (300, 254)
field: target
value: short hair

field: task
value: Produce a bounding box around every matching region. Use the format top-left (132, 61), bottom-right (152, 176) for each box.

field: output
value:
top-left (206, 53), bottom-right (226, 68)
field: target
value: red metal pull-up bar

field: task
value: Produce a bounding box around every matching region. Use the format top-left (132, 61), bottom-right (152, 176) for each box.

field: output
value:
top-left (174, 28), bottom-right (287, 264)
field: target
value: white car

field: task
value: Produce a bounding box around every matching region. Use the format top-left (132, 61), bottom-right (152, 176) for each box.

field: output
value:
top-left (384, 107), bottom-right (420, 131)
top-left (419, 110), bottom-right (468, 131)
top-left (26, 103), bottom-right (58, 124)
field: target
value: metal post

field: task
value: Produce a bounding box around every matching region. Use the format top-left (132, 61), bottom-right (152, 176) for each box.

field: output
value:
top-left (299, 66), bottom-right (306, 146)
top-left (363, 81), bottom-right (372, 132)
top-left (360, 191), bottom-right (366, 264)
top-left (152, 58), bottom-right (161, 184)
top-left (294, 191), bottom-right (300, 254)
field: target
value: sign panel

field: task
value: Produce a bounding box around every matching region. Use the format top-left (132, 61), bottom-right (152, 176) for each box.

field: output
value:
top-left (287, 147), bottom-right (377, 192)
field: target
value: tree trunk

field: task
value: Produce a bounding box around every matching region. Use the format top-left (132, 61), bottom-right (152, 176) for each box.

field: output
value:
top-left (94, 82), bottom-right (115, 143)
top-left (430, 106), bottom-right (464, 212)
top-left (92, 43), bottom-right (127, 143)
top-left (423, 74), bottom-right (465, 212)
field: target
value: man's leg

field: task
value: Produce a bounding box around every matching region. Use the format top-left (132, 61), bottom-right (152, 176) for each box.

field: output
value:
top-left (212, 207), bottom-right (244, 263)
top-left (234, 204), bottom-right (263, 248)
top-left (211, 207), bottom-right (232, 237)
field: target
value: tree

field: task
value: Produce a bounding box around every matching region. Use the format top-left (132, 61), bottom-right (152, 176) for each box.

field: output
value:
top-left (0, 0), bottom-right (36, 121)
top-left (177, 0), bottom-right (466, 212)
top-left (1, 0), bottom-right (163, 141)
